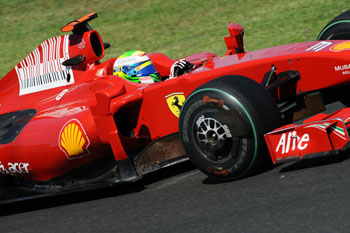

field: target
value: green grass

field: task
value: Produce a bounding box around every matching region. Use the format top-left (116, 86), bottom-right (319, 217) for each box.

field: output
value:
top-left (0, 0), bottom-right (349, 78)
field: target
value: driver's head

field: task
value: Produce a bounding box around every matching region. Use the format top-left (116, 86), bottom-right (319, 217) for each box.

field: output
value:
top-left (113, 51), bottom-right (160, 83)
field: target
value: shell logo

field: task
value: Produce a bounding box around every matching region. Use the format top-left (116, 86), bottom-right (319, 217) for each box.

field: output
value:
top-left (59, 119), bottom-right (90, 159)
top-left (331, 41), bottom-right (350, 52)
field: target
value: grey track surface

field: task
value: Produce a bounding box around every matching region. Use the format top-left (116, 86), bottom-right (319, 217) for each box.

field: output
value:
top-left (1, 156), bottom-right (350, 233)
top-left (1, 103), bottom-right (350, 233)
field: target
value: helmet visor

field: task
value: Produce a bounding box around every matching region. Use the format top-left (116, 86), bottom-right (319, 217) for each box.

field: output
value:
top-left (123, 60), bottom-right (157, 77)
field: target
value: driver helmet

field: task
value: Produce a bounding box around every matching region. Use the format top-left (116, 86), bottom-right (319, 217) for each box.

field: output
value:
top-left (113, 51), bottom-right (160, 83)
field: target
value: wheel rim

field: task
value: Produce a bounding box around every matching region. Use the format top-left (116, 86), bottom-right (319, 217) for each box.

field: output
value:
top-left (184, 88), bottom-right (259, 167)
top-left (194, 111), bottom-right (238, 164)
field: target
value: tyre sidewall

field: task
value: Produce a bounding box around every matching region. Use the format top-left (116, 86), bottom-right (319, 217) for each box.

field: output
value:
top-left (318, 10), bottom-right (350, 40)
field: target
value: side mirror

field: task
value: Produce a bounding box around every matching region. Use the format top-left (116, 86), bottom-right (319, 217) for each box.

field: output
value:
top-left (224, 23), bottom-right (245, 55)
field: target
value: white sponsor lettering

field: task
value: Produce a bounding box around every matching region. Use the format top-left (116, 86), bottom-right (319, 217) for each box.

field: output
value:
top-left (0, 161), bottom-right (30, 175)
top-left (333, 64), bottom-right (350, 75)
top-left (306, 41), bottom-right (333, 52)
top-left (335, 64), bottom-right (350, 71)
top-left (334, 64), bottom-right (350, 71)
top-left (275, 131), bottom-right (309, 154)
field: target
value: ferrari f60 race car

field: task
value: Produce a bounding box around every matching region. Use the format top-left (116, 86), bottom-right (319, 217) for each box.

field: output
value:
top-left (2, 11), bottom-right (350, 203)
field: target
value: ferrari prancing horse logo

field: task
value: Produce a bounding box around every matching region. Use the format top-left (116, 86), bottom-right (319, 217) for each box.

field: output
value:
top-left (166, 92), bottom-right (186, 118)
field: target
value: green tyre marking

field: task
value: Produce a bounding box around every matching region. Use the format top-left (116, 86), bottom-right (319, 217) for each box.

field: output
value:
top-left (317, 20), bottom-right (350, 40)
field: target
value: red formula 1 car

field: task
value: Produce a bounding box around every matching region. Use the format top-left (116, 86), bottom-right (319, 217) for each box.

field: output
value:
top-left (1, 11), bottom-right (350, 202)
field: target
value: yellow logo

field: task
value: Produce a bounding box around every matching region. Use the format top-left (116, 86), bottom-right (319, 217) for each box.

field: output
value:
top-left (331, 41), bottom-right (350, 52)
top-left (166, 93), bottom-right (186, 118)
top-left (59, 119), bottom-right (90, 159)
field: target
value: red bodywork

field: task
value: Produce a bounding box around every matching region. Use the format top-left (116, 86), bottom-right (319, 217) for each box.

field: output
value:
top-left (1, 14), bottom-right (350, 187)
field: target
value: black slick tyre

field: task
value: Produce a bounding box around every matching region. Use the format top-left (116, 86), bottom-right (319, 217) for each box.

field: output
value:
top-left (179, 76), bottom-right (281, 181)
top-left (318, 10), bottom-right (350, 40)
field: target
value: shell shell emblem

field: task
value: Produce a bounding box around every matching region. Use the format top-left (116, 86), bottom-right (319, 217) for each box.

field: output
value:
top-left (59, 119), bottom-right (90, 159)
top-left (166, 92), bottom-right (185, 118)
top-left (331, 41), bottom-right (350, 52)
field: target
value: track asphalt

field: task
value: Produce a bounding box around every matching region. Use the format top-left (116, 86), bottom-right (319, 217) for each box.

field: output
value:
top-left (1, 155), bottom-right (350, 233)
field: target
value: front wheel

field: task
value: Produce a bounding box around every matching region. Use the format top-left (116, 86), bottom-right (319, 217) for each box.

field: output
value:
top-left (179, 76), bottom-right (281, 181)
top-left (318, 10), bottom-right (350, 40)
